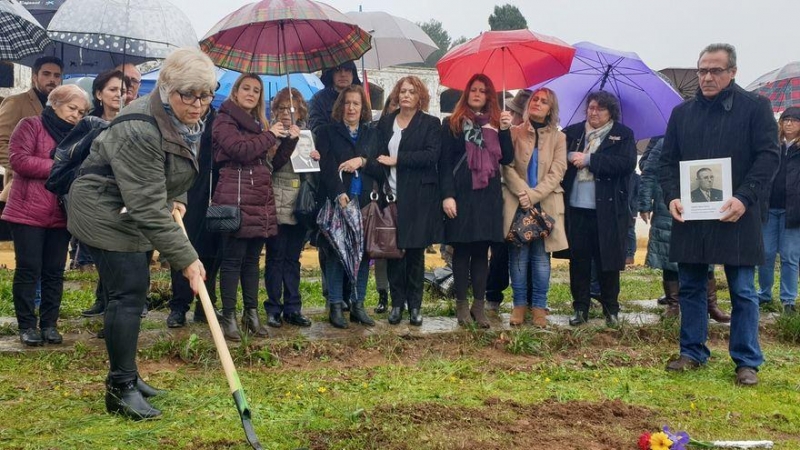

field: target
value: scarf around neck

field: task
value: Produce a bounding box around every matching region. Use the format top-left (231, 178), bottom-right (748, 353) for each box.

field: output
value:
top-left (41, 106), bottom-right (74, 145)
top-left (576, 119), bottom-right (614, 182)
top-left (163, 102), bottom-right (205, 155)
top-left (463, 114), bottom-right (501, 190)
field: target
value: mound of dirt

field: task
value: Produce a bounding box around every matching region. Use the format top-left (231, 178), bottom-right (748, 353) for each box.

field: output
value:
top-left (307, 398), bottom-right (657, 449)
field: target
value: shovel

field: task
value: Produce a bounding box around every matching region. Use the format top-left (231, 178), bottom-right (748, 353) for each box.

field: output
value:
top-left (172, 210), bottom-right (263, 450)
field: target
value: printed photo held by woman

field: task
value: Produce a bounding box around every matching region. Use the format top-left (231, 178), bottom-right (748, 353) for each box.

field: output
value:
top-left (559, 91), bottom-right (637, 328)
top-left (264, 87), bottom-right (316, 329)
top-left (440, 73), bottom-right (514, 328)
top-left (67, 48), bottom-right (216, 420)
top-left (3, 84), bottom-right (90, 346)
top-left (212, 73), bottom-right (292, 342)
top-left (316, 85), bottom-right (383, 329)
top-left (370, 76), bottom-right (442, 326)
top-left (502, 88), bottom-right (568, 328)
top-left (757, 106), bottom-right (800, 315)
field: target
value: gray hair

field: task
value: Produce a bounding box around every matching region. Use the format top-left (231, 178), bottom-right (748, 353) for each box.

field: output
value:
top-left (699, 43), bottom-right (737, 69)
top-left (156, 47), bottom-right (217, 103)
top-left (48, 84), bottom-right (91, 109)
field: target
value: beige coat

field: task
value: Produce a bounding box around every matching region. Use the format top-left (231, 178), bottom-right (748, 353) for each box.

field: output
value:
top-left (0, 89), bottom-right (43, 201)
top-left (503, 122), bottom-right (568, 253)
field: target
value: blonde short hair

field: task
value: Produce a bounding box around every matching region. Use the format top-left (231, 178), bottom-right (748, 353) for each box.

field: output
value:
top-left (157, 47), bottom-right (217, 102)
top-left (48, 84), bottom-right (91, 109)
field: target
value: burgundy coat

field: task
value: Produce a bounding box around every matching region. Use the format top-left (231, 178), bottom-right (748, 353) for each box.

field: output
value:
top-left (1, 116), bottom-right (66, 228)
top-left (212, 99), bottom-right (282, 239)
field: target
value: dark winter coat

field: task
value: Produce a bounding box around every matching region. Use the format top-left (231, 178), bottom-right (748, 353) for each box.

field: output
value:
top-left (369, 110), bottom-right (443, 249)
top-left (558, 121), bottom-right (637, 271)
top-left (67, 94), bottom-right (199, 270)
top-left (212, 99), bottom-right (286, 240)
top-left (316, 121), bottom-right (383, 207)
top-left (1, 116), bottom-right (66, 228)
top-left (637, 137), bottom-right (676, 272)
top-left (439, 116), bottom-right (514, 244)
top-left (658, 83), bottom-right (780, 266)
top-left (183, 108), bottom-right (219, 258)
top-left (767, 140), bottom-right (800, 228)
top-left (308, 63), bottom-right (362, 134)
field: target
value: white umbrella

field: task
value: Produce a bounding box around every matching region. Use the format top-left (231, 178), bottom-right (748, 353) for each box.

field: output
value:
top-left (345, 11), bottom-right (438, 69)
top-left (47, 0), bottom-right (198, 62)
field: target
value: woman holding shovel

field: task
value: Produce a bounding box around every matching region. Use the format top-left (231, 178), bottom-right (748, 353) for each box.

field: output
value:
top-left (67, 48), bottom-right (216, 420)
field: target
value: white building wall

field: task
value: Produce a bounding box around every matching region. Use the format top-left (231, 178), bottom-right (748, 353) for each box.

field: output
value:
top-left (0, 64), bottom-right (32, 99)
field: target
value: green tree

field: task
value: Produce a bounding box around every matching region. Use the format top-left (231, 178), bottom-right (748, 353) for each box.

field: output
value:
top-left (418, 19), bottom-right (451, 67)
top-left (488, 4), bottom-right (528, 31)
top-left (451, 36), bottom-right (468, 49)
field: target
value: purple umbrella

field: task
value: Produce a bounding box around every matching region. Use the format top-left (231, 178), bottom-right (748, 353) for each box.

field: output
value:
top-left (530, 41), bottom-right (683, 140)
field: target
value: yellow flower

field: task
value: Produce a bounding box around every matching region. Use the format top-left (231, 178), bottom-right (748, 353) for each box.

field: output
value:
top-left (649, 431), bottom-right (673, 450)
top-left (545, 377), bottom-right (551, 383)
top-left (690, 401), bottom-right (696, 410)
top-left (317, 387), bottom-right (327, 394)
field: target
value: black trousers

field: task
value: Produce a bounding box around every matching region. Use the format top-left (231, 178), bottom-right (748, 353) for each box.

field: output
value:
top-left (169, 253), bottom-right (222, 314)
top-left (219, 234), bottom-right (263, 313)
top-left (87, 246), bottom-right (149, 385)
top-left (264, 223), bottom-right (306, 315)
top-left (10, 224), bottom-right (70, 330)
top-left (568, 208), bottom-right (620, 315)
top-left (452, 241), bottom-right (491, 302)
top-left (486, 242), bottom-right (510, 303)
top-left (387, 248), bottom-right (425, 310)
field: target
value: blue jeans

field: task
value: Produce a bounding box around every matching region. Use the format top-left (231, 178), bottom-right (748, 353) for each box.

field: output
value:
top-left (678, 263), bottom-right (762, 370)
top-left (509, 239), bottom-right (550, 308)
top-left (325, 251), bottom-right (369, 306)
top-left (757, 209), bottom-right (800, 305)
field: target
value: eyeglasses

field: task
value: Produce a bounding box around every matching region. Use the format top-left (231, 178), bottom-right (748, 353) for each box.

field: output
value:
top-left (587, 106), bottom-right (608, 113)
top-left (128, 78), bottom-right (141, 86)
top-left (275, 105), bottom-right (291, 112)
top-left (177, 91), bottom-right (213, 106)
top-left (781, 117), bottom-right (800, 124)
top-left (696, 67), bottom-right (730, 77)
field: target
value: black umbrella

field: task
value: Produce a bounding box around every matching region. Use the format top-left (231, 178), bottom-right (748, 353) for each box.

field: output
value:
top-left (0, 0), bottom-right (49, 61)
top-left (658, 68), bottom-right (699, 100)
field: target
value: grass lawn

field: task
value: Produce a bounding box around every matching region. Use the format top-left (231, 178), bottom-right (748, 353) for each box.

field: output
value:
top-left (0, 265), bottom-right (798, 449)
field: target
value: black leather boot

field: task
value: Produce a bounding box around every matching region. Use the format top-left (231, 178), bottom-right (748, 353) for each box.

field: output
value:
top-left (81, 300), bottom-right (105, 317)
top-left (193, 301), bottom-right (224, 324)
top-left (136, 376), bottom-right (165, 398)
top-left (374, 289), bottom-right (388, 314)
top-left (387, 307), bottom-right (404, 325)
top-left (19, 328), bottom-right (43, 346)
top-left (568, 309), bottom-right (588, 326)
top-left (41, 327), bottom-right (63, 344)
top-left (350, 301), bottom-right (375, 326)
top-left (409, 308), bottom-right (423, 327)
top-left (329, 303), bottom-right (349, 329)
top-left (106, 379), bottom-right (161, 420)
top-left (242, 308), bottom-right (269, 337)
top-left (221, 312), bottom-right (241, 342)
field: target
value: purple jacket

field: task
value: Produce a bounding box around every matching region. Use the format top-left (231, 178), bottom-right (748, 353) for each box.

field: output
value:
top-left (1, 116), bottom-right (66, 228)
top-left (212, 99), bottom-right (282, 239)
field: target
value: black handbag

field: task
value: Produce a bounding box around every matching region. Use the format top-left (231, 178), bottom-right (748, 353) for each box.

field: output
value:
top-left (293, 174), bottom-right (319, 228)
top-left (205, 165), bottom-right (242, 233)
top-left (505, 206), bottom-right (555, 247)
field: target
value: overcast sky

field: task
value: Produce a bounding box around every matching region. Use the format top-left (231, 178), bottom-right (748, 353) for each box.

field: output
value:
top-left (171, 0), bottom-right (798, 87)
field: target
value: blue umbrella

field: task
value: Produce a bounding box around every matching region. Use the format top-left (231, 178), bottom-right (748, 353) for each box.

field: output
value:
top-left (139, 67), bottom-right (323, 110)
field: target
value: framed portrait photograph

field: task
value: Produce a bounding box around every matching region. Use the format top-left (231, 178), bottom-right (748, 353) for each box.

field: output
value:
top-left (679, 157), bottom-right (732, 220)
top-left (290, 130), bottom-right (320, 173)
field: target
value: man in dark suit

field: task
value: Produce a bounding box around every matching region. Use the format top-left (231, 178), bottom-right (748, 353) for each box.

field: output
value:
top-left (291, 135), bottom-right (319, 171)
top-left (689, 167), bottom-right (723, 202)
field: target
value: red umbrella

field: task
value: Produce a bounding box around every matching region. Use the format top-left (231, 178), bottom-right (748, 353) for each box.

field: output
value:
top-left (436, 29), bottom-right (574, 107)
